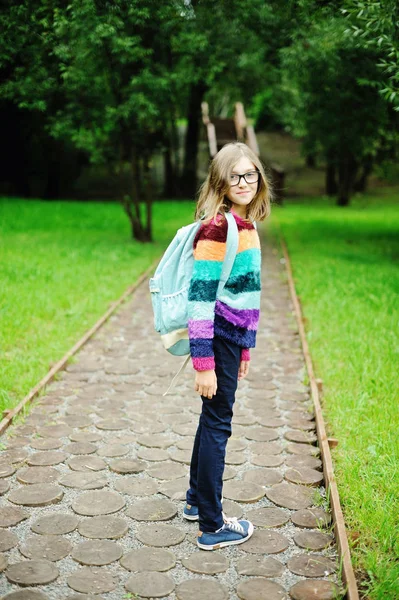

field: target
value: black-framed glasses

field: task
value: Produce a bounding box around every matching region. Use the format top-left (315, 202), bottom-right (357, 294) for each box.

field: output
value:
top-left (230, 170), bottom-right (259, 186)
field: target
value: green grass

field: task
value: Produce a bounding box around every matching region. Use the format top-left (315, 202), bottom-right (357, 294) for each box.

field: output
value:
top-left (267, 191), bottom-right (399, 600)
top-left (0, 198), bottom-right (194, 413)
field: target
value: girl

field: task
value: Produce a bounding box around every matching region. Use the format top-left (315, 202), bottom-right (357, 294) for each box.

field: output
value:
top-left (184, 142), bottom-right (272, 550)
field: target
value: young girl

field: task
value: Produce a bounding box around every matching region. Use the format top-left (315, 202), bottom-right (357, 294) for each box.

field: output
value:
top-left (183, 142), bottom-right (272, 550)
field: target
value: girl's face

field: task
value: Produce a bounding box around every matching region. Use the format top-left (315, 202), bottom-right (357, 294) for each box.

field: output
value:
top-left (226, 156), bottom-right (258, 217)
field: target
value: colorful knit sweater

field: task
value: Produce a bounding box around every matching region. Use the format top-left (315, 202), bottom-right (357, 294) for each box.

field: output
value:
top-left (188, 210), bottom-right (261, 371)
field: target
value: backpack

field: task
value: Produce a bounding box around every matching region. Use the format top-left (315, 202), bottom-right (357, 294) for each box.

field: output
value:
top-left (149, 212), bottom-right (239, 357)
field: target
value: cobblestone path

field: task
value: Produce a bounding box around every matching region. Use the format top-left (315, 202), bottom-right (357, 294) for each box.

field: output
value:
top-left (0, 234), bottom-right (343, 600)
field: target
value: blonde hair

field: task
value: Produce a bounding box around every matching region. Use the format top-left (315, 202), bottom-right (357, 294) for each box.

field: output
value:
top-left (195, 142), bottom-right (272, 223)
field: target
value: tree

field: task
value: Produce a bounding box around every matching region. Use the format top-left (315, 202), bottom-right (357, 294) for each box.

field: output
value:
top-left (278, 16), bottom-right (394, 205)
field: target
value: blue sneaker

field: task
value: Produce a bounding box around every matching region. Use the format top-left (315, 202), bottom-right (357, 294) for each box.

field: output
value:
top-left (183, 503), bottom-right (199, 521)
top-left (197, 517), bottom-right (254, 550)
top-left (183, 497), bottom-right (224, 521)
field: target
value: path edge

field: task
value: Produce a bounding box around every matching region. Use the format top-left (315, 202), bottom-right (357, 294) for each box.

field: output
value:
top-left (0, 260), bottom-right (158, 436)
top-left (277, 231), bottom-right (359, 600)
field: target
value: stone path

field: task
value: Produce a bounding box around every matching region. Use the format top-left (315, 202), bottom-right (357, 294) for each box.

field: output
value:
top-left (0, 233), bottom-right (344, 599)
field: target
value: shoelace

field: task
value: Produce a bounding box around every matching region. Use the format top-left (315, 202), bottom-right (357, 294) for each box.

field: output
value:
top-left (222, 516), bottom-right (245, 535)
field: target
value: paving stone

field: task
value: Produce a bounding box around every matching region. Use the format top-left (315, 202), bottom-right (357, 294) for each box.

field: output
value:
top-left (95, 418), bottom-right (130, 431)
top-left (285, 454), bottom-right (322, 470)
top-left (148, 461), bottom-right (188, 480)
top-left (69, 432), bottom-right (103, 444)
top-left (38, 425), bottom-right (73, 438)
top-left (104, 360), bottom-right (139, 375)
top-left (233, 414), bottom-right (256, 426)
top-left (28, 451), bottom-right (68, 467)
top-left (287, 442), bottom-right (320, 456)
top-left (285, 430), bottom-right (317, 444)
top-left (222, 465), bottom-right (237, 480)
top-left (241, 529), bottom-right (289, 554)
top-left (96, 443), bottom-right (129, 458)
top-left (285, 467), bottom-right (324, 486)
top-left (168, 449), bottom-right (192, 464)
top-left (67, 455), bottom-right (107, 471)
top-left (131, 421), bottom-right (167, 434)
top-left (0, 464), bottom-right (16, 478)
top-left (225, 451), bottom-right (246, 465)
top-left (67, 567), bottom-right (117, 594)
top-left (244, 427), bottom-right (280, 442)
top-left (0, 552), bottom-right (8, 571)
top-left (227, 438), bottom-right (248, 451)
top-left (63, 442), bottom-right (98, 455)
top-left (250, 441), bottom-right (283, 455)
top-left (237, 578), bottom-right (289, 600)
top-left (182, 551), bottom-right (229, 574)
top-left (0, 529), bottom-right (19, 551)
top-left (5, 559), bottom-right (59, 585)
top-left (2, 590), bottom-right (49, 599)
top-left (294, 530), bottom-right (334, 550)
top-left (266, 482), bottom-right (314, 509)
top-left (78, 515), bottom-right (129, 539)
top-left (286, 418), bottom-right (316, 431)
top-left (20, 535), bottom-right (73, 561)
top-left (236, 555), bottom-right (285, 577)
top-left (8, 484), bottom-right (63, 506)
top-left (120, 547), bottom-right (176, 572)
top-left (252, 454), bottom-right (284, 467)
top-left (115, 477), bottom-right (159, 496)
top-left (125, 572), bottom-right (175, 598)
top-left (245, 507), bottom-right (289, 528)
top-left (31, 513), bottom-right (79, 535)
top-left (257, 417), bottom-right (286, 428)
top-left (137, 433), bottom-right (175, 448)
top-left (137, 447), bottom-right (170, 461)
top-left (0, 449), bottom-right (29, 464)
top-left (114, 432), bottom-right (138, 444)
top-left (108, 458), bottom-right (146, 474)
top-left (175, 438), bottom-right (194, 451)
top-left (287, 554), bottom-right (337, 577)
top-left (136, 523), bottom-right (185, 547)
top-left (176, 579), bottom-right (228, 600)
top-left (62, 415), bottom-right (93, 428)
top-left (222, 499), bottom-right (243, 519)
top-left (59, 471), bottom-right (108, 490)
top-left (30, 438), bottom-right (63, 450)
top-left (289, 580), bottom-right (341, 600)
top-left (223, 480), bottom-right (265, 503)
top-left (0, 480), bottom-right (10, 494)
top-left (72, 490), bottom-right (125, 516)
top-left (126, 498), bottom-right (177, 521)
top-left (72, 540), bottom-right (123, 565)
top-left (243, 468), bottom-right (283, 487)
top-left (291, 507), bottom-right (332, 529)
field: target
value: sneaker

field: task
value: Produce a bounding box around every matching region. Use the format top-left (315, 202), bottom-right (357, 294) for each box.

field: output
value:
top-left (183, 497), bottom-right (224, 522)
top-left (183, 503), bottom-right (199, 521)
top-left (197, 517), bottom-right (254, 550)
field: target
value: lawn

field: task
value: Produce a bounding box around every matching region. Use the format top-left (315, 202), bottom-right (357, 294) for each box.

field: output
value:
top-left (267, 191), bottom-right (399, 600)
top-left (0, 198), bottom-right (194, 413)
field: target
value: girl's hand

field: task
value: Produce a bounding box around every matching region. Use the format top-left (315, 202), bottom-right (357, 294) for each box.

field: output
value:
top-left (238, 360), bottom-right (250, 381)
top-left (195, 370), bottom-right (217, 399)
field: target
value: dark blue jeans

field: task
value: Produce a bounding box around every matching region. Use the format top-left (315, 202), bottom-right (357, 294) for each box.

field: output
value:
top-left (186, 336), bottom-right (241, 532)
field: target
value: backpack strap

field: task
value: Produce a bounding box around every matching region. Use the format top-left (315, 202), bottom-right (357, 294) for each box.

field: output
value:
top-left (218, 211), bottom-right (239, 295)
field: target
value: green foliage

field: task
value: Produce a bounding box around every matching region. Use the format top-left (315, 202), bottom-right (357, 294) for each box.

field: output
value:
top-left (341, 0), bottom-right (399, 110)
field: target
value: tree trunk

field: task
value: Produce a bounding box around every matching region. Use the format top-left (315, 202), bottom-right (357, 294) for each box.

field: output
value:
top-left (325, 162), bottom-right (337, 196)
top-left (180, 81), bottom-right (208, 197)
top-left (337, 155), bottom-right (358, 207)
top-left (120, 151), bottom-right (152, 243)
top-left (354, 156), bottom-right (373, 192)
top-left (306, 153), bottom-right (316, 168)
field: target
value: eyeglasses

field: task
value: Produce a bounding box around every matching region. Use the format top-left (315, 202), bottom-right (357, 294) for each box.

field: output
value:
top-left (229, 170), bottom-right (260, 186)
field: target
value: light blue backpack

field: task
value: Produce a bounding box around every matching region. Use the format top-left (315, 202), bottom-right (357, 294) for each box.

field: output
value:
top-left (149, 212), bottom-right (239, 358)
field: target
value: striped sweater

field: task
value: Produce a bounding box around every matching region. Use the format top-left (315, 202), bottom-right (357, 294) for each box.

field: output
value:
top-left (188, 210), bottom-right (261, 371)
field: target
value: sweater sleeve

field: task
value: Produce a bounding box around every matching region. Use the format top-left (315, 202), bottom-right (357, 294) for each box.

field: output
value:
top-left (241, 348), bottom-right (251, 361)
top-left (188, 217), bottom-right (227, 371)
